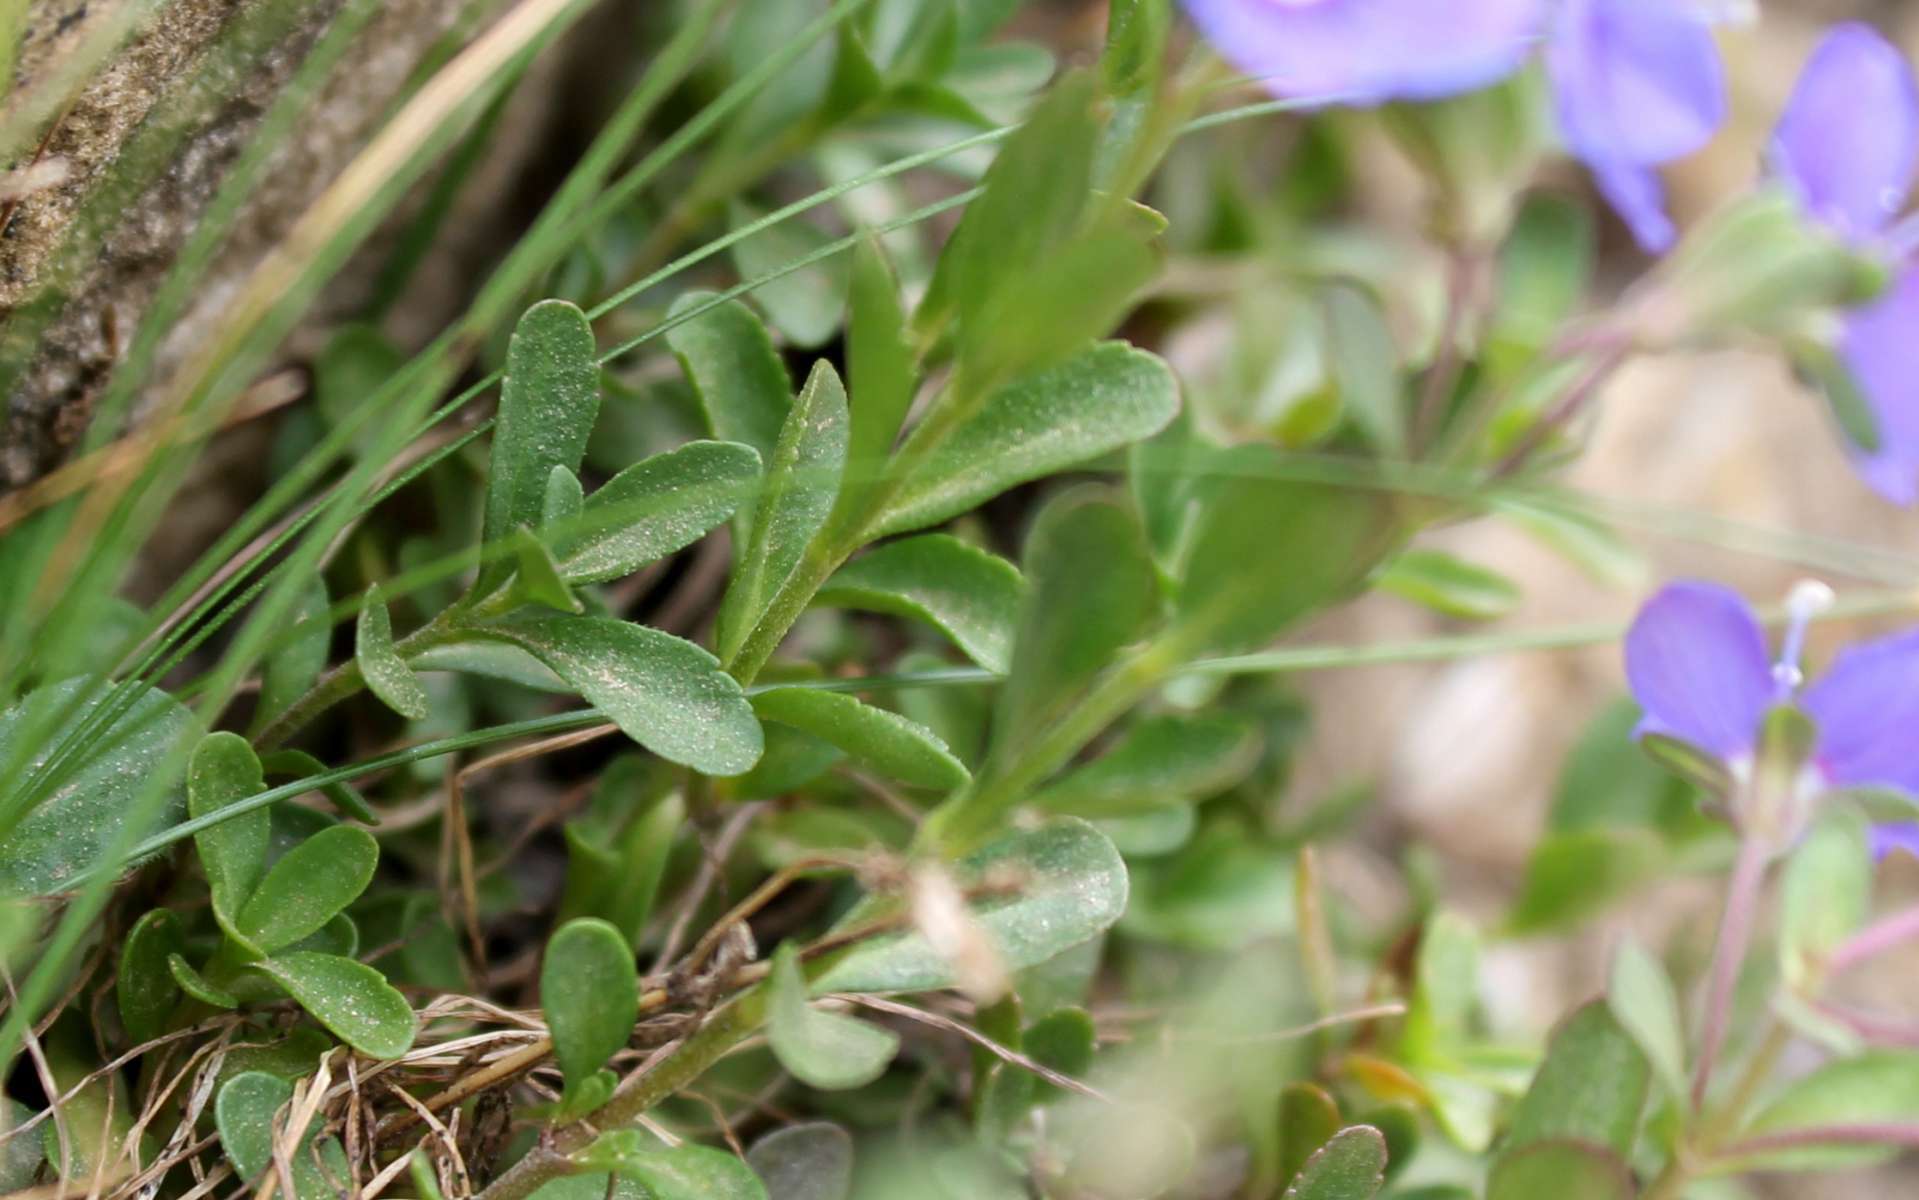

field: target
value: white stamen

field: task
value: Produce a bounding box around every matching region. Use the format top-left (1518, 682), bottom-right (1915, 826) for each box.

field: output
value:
top-left (1774, 579), bottom-right (1835, 695)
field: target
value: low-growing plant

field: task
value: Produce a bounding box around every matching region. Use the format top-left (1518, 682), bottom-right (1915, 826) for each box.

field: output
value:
top-left (6, 1), bottom-right (1919, 1198)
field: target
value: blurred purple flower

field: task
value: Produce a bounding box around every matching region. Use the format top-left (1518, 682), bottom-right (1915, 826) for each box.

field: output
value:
top-left (1177, 0), bottom-right (1545, 105)
top-left (1772, 24), bottom-right (1919, 504)
top-left (1626, 580), bottom-right (1919, 852)
top-left (1545, 0), bottom-right (1727, 252)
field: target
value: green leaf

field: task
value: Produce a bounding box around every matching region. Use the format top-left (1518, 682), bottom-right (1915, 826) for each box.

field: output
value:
top-left (991, 490), bottom-right (1157, 766)
top-left (260, 748), bottom-right (378, 824)
top-left (560, 787), bottom-right (684, 948)
top-left (168, 953), bottom-right (239, 1009)
top-left (355, 586), bottom-right (429, 720)
top-left (1320, 283), bottom-right (1404, 457)
top-left (1494, 497), bottom-right (1644, 589)
top-left (482, 299), bottom-right (601, 590)
top-left (718, 360), bottom-right (849, 662)
top-left (254, 575), bottom-right (330, 731)
top-left (1486, 1141), bottom-right (1632, 1200)
top-left (813, 818), bottom-right (1128, 995)
top-left (480, 615), bottom-right (762, 776)
top-left (542, 918), bottom-right (640, 1109)
top-left (1283, 1126), bottom-right (1387, 1200)
top-left (1606, 939), bottom-right (1687, 1103)
top-left (1277, 1083), bottom-right (1342, 1188)
top-left (815, 534), bottom-right (1022, 672)
top-left (1172, 446), bottom-right (1396, 654)
top-left (215, 1071), bottom-right (293, 1181)
top-left (667, 292), bottom-right (793, 461)
top-left (214, 1071), bottom-right (352, 1197)
top-left (1485, 194), bottom-right (1595, 382)
top-left (1033, 713), bottom-right (1260, 818)
top-left (575, 1132), bottom-right (770, 1200)
top-left (1102, 0), bottom-right (1170, 95)
top-left (1741, 1050), bottom-right (1919, 1171)
top-left (1, 1100), bottom-right (43, 1192)
top-left (1376, 549), bottom-right (1519, 621)
top-left (1499, 1001), bottom-right (1650, 1161)
top-left (729, 202), bottom-right (847, 349)
top-left (411, 640), bottom-right (568, 692)
top-left (1505, 828), bottom-right (1668, 935)
top-left (252, 952), bottom-right (416, 1059)
top-left (1779, 808), bottom-right (1870, 991)
top-left (768, 943), bottom-right (900, 1090)
top-left (874, 343), bottom-right (1181, 537)
top-left (118, 910), bottom-right (186, 1044)
top-left (0, 678), bottom-right (198, 897)
top-left (752, 687), bottom-right (967, 790)
top-left (236, 825), bottom-right (379, 955)
top-left (841, 236), bottom-right (916, 521)
top-left (961, 212), bottom-right (1160, 384)
top-left (189, 730), bottom-right (269, 930)
top-left (510, 529), bottom-right (583, 612)
top-left (917, 72), bottom-right (1100, 351)
top-left (543, 464), bottom-right (585, 531)
top-left (1402, 911), bottom-right (1480, 1059)
top-left (1354, 1105), bottom-right (1419, 1185)
top-left (559, 441), bottom-right (761, 584)
top-left (746, 1122), bottom-right (853, 1200)
top-left (1548, 701), bottom-right (1704, 836)
top-left (1023, 1005), bottom-right (1096, 1103)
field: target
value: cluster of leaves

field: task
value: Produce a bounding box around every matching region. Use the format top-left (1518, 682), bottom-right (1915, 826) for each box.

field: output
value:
top-left (5, 1), bottom-right (1919, 1200)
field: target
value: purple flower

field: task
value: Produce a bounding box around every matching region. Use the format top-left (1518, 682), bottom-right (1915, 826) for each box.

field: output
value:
top-left (1771, 24), bottom-right (1919, 504)
top-left (1545, 0), bottom-right (1727, 252)
top-left (1177, 0), bottom-right (1545, 105)
top-left (1626, 580), bottom-right (1919, 851)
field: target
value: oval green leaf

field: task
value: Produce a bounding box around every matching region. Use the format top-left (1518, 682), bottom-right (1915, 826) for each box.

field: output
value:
top-left (480, 615), bottom-right (762, 776)
top-left (575, 1132), bottom-right (770, 1200)
top-left (717, 359), bottom-right (848, 663)
top-left (252, 951), bottom-right (416, 1060)
top-left (1283, 1126), bottom-right (1387, 1200)
top-left (0, 677), bottom-right (198, 897)
top-left (482, 299), bottom-right (601, 591)
top-left (117, 910), bottom-right (186, 1044)
top-left (815, 534), bottom-right (1023, 673)
top-left (751, 687), bottom-right (968, 791)
top-left (559, 441), bottom-right (762, 584)
top-left (874, 343), bottom-right (1180, 537)
top-left (768, 944), bottom-right (900, 1090)
top-left (542, 918), bottom-right (639, 1097)
top-left (667, 292), bottom-right (792, 461)
top-left (236, 825), bottom-right (379, 955)
top-left (355, 586), bottom-right (429, 720)
top-left (813, 818), bottom-right (1128, 995)
top-left (746, 1122), bottom-right (853, 1200)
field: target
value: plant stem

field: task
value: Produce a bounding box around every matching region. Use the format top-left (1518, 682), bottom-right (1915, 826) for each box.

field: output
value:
top-left (252, 608), bottom-right (468, 749)
top-left (1828, 903), bottom-right (1919, 976)
top-left (476, 990), bottom-right (764, 1200)
top-left (923, 643), bottom-right (1176, 853)
top-left (1692, 833), bottom-right (1771, 1111)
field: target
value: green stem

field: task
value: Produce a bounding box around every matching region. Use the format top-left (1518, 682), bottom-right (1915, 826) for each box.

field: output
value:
top-left (476, 986), bottom-right (766, 1200)
top-left (251, 607), bottom-right (471, 749)
top-left (923, 642), bottom-right (1177, 854)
